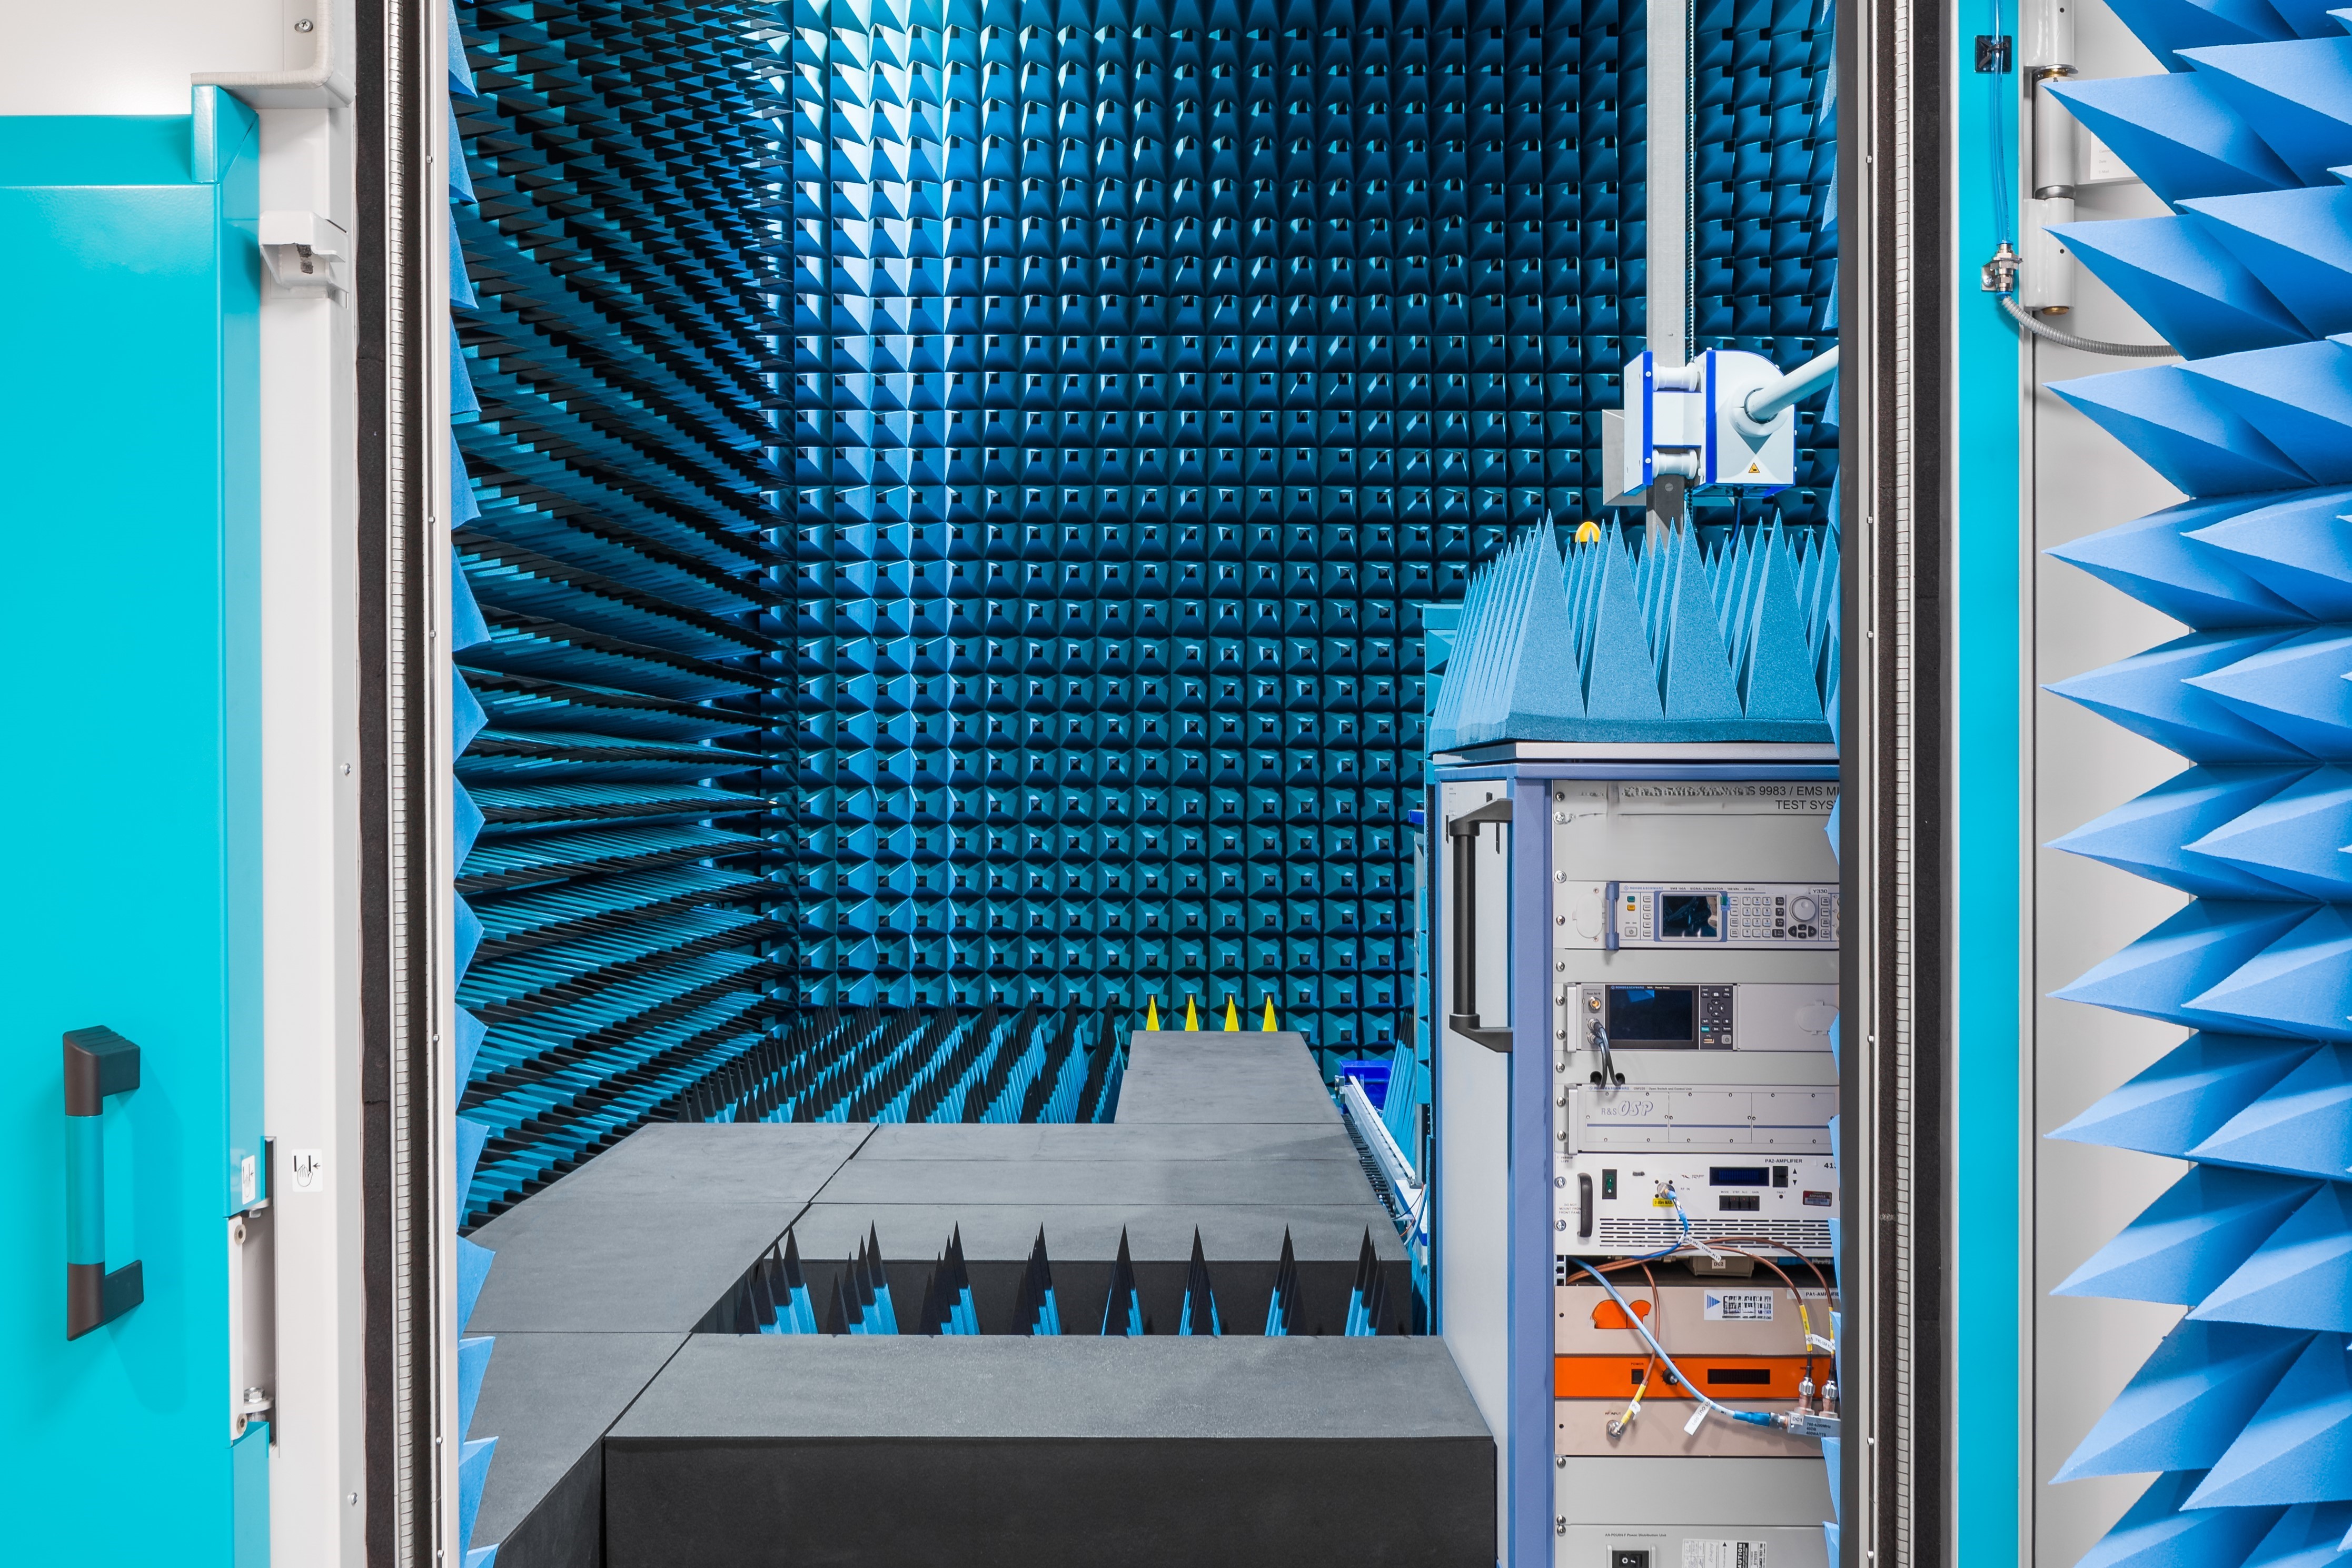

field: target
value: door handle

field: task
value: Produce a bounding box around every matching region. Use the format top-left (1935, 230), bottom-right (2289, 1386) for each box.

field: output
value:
top-left (65, 1027), bottom-right (144, 1339)
top-left (1445, 798), bottom-right (1514, 1052)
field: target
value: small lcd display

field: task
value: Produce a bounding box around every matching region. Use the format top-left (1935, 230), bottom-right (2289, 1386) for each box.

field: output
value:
top-left (1658, 892), bottom-right (1720, 939)
top-left (1605, 985), bottom-right (1696, 1048)
top-left (1709, 1166), bottom-right (1771, 1187)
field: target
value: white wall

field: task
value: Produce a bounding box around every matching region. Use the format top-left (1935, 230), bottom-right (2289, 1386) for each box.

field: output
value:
top-left (2021, 4), bottom-right (2196, 1561)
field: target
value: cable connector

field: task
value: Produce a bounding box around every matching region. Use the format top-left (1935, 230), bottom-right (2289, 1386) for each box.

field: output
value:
top-left (1779, 1410), bottom-right (1842, 1438)
top-left (1980, 241), bottom-right (2020, 294)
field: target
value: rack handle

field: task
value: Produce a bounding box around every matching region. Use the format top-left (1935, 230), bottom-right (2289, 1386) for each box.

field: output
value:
top-left (1445, 799), bottom-right (1515, 1053)
top-left (65, 1026), bottom-right (144, 1340)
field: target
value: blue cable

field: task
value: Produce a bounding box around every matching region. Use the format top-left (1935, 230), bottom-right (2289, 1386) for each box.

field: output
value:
top-left (1989, 0), bottom-right (2014, 250)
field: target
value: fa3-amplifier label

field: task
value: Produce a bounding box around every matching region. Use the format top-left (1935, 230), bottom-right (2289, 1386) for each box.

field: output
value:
top-left (1702, 1289), bottom-right (1775, 1322)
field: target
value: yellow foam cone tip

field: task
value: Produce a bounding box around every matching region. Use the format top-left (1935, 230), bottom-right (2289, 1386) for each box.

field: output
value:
top-left (1145, 998), bottom-right (1159, 1030)
top-left (1224, 998), bottom-right (1240, 1031)
top-left (1262, 999), bottom-right (1277, 1031)
top-left (1184, 998), bottom-right (1199, 1031)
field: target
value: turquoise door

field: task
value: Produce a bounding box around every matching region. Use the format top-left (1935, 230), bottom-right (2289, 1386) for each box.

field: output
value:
top-left (0, 88), bottom-right (266, 1564)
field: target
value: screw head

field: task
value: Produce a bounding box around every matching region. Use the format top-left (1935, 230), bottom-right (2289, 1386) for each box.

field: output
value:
top-left (294, 15), bottom-right (314, 30)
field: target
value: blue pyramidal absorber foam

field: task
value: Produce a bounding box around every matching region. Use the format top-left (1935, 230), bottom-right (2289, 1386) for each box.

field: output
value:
top-left (2238, 1500), bottom-right (2352, 1566)
top-left (2049, 1033), bottom-right (2319, 1158)
top-left (2053, 899), bottom-right (2315, 1029)
top-left (2185, 626), bottom-right (2352, 759)
top-left (2186, 1333), bottom-right (2352, 1507)
top-left (2178, 340), bottom-right (2352, 485)
top-left (2076, 1469), bottom-right (2286, 1567)
top-left (1735, 525), bottom-right (1831, 727)
top-left (454, 1006), bottom-right (487, 1089)
top-left (2051, 763), bottom-right (2314, 897)
top-left (1656, 523), bottom-right (1745, 723)
top-left (2191, 1181), bottom-right (2352, 1329)
top-left (452, 673), bottom-right (487, 757)
top-left (2049, 72), bottom-right (2301, 205)
top-left (454, 786), bottom-right (485, 867)
top-left (2047, 495), bottom-right (2311, 628)
top-left (2186, 485), bottom-right (2352, 619)
top-left (457, 1333), bottom-right (494, 1438)
top-left (2055, 1318), bottom-right (2313, 1480)
top-left (1577, 527), bottom-right (1669, 725)
top-left (2179, 36), bottom-right (2352, 187)
top-left (2186, 902), bottom-right (2352, 1039)
top-left (458, 1434), bottom-right (497, 1551)
top-left (2050, 215), bottom-right (2309, 360)
top-left (451, 544), bottom-right (492, 650)
top-left (2190, 1043), bottom-right (2352, 1177)
top-left (2101, 0), bottom-right (2297, 72)
top-left (2045, 629), bottom-right (2314, 761)
top-left (456, 1235), bottom-right (495, 1333)
top-left (2052, 1163), bottom-right (2318, 1303)
top-left (2050, 364), bottom-right (2313, 498)
top-left (2186, 187), bottom-right (2352, 340)
top-left (453, 894), bottom-right (483, 979)
top-left (2185, 765), bottom-right (2352, 898)
top-left (455, 1115), bottom-right (491, 1203)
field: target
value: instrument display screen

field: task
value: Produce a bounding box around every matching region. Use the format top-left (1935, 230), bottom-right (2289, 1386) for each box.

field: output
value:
top-left (1606, 985), bottom-right (1697, 1047)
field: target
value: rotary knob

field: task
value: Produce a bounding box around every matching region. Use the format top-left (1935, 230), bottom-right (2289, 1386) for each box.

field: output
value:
top-left (1789, 894), bottom-right (1819, 922)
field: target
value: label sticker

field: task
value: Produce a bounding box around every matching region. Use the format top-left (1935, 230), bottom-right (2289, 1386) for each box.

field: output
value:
top-left (1702, 1289), bottom-right (1775, 1322)
top-left (1614, 781), bottom-right (1838, 816)
top-left (1682, 1541), bottom-right (1768, 1568)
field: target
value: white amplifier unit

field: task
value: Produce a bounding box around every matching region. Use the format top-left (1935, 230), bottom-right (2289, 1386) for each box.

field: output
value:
top-left (1556, 1150), bottom-right (1840, 1260)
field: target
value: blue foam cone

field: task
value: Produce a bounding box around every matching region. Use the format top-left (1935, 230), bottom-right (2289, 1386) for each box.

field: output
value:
top-left (2055, 1319), bottom-right (2313, 1480)
top-left (455, 1006), bottom-right (488, 1089)
top-left (1736, 525), bottom-right (1829, 726)
top-left (2186, 766), bottom-right (2352, 898)
top-left (2238, 1501), bottom-right (2352, 1567)
top-left (454, 783), bottom-right (485, 868)
top-left (2102, 0), bottom-right (2296, 70)
top-left (2186, 627), bottom-right (2352, 759)
top-left (2186, 902), bottom-right (2352, 1039)
top-left (455, 1116), bottom-right (491, 1203)
top-left (2186, 187), bottom-right (2352, 340)
top-left (2178, 340), bottom-right (2352, 485)
top-left (2179, 36), bottom-right (2352, 186)
top-left (2186, 1333), bottom-right (2352, 1507)
top-left (2053, 1164), bottom-right (2318, 1304)
top-left (2047, 496), bottom-right (2309, 628)
top-left (2052, 899), bottom-right (2315, 1029)
top-left (2182, 1044), bottom-right (2352, 1175)
top-left (457, 1333), bottom-right (495, 1437)
top-left (457, 1434), bottom-right (497, 1549)
top-left (2051, 215), bottom-right (2309, 359)
top-left (2046, 629), bottom-right (2313, 762)
top-left (1656, 525), bottom-right (1743, 723)
top-left (451, 548), bottom-right (492, 650)
top-left (453, 672), bottom-right (487, 757)
top-left (2049, 764), bottom-right (2312, 897)
top-left (1484, 531), bottom-right (1587, 743)
top-left (2192, 1182), bottom-right (2352, 1330)
top-left (2079, 1471), bottom-right (2286, 1566)
top-left (1579, 527), bottom-right (1667, 725)
top-left (2049, 72), bottom-right (2300, 204)
top-left (2051, 364), bottom-right (2312, 498)
top-left (2185, 485), bottom-right (2352, 620)
top-left (2190, 1043), bottom-right (2352, 1178)
top-left (457, 1235), bottom-right (496, 1333)
top-left (2050, 1033), bottom-right (2319, 1159)
top-left (453, 892), bottom-right (483, 980)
